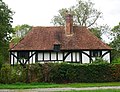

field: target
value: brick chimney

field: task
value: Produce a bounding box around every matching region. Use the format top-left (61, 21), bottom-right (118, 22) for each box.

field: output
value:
top-left (65, 14), bottom-right (73, 35)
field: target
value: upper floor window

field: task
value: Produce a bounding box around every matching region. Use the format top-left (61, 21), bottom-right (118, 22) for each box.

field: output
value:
top-left (53, 44), bottom-right (60, 52)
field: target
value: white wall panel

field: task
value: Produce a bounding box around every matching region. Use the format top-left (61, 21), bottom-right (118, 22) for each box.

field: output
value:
top-left (38, 53), bottom-right (43, 61)
top-left (77, 52), bottom-right (80, 62)
top-left (11, 54), bottom-right (13, 64)
top-left (65, 52), bottom-right (71, 61)
top-left (51, 52), bottom-right (56, 60)
top-left (14, 52), bottom-right (17, 64)
top-left (102, 51), bottom-right (110, 63)
top-left (44, 53), bottom-right (50, 60)
top-left (58, 52), bottom-right (63, 60)
top-left (82, 51), bottom-right (90, 63)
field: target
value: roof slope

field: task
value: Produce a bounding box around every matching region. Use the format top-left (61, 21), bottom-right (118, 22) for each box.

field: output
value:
top-left (10, 26), bottom-right (111, 51)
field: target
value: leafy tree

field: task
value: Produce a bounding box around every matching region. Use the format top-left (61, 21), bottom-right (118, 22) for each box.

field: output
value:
top-left (90, 24), bottom-right (111, 40)
top-left (13, 24), bottom-right (32, 38)
top-left (0, 0), bottom-right (14, 63)
top-left (51, 0), bottom-right (102, 27)
top-left (12, 24), bottom-right (32, 44)
top-left (90, 27), bottom-right (102, 39)
top-left (110, 22), bottom-right (120, 60)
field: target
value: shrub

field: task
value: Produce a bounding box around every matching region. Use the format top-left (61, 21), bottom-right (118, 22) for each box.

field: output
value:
top-left (0, 54), bottom-right (4, 69)
top-left (29, 63), bottom-right (43, 82)
top-left (1, 63), bottom-right (120, 84)
top-left (0, 64), bottom-right (11, 83)
top-left (112, 58), bottom-right (120, 64)
top-left (49, 63), bottom-right (113, 83)
top-left (92, 57), bottom-right (108, 64)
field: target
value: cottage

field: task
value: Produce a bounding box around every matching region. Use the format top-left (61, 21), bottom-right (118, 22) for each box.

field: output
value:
top-left (10, 14), bottom-right (111, 66)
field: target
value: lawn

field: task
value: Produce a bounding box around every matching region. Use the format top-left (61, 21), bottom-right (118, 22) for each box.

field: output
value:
top-left (63, 89), bottom-right (120, 92)
top-left (0, 82), bottom-right (120, 89)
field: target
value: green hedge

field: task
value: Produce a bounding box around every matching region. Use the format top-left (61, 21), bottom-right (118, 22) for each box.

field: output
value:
top-left (0, 63), bottom-right (120, 84)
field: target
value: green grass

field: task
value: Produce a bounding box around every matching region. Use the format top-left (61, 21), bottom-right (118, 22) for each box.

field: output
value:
top-left (0, 82), bottom-right (120, 89)
top-left (63, 89), bottom-right (120, 92)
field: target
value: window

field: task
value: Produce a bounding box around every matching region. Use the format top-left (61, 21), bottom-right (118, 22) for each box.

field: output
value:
top-left (18, 51), bottom-right (29, 59)
top-left (53, 44), bottom-right (60, 52)
top-left (91, 51), bottom-right (101, 57)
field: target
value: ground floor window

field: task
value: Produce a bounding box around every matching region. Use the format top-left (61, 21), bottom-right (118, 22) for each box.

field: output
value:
top-left (36, 51), bottom-right (82, 63)
top-left (90, 51), bottom-right (102, 57)
top-left (18, 51), bottom-right (29, 59)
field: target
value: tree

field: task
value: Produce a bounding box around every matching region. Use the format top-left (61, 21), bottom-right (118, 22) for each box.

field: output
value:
top-left (0, 0), bottom-right (14, 63)
top-left (12, 24), bottom-right (32, 44)
top-left (109, 22), bottom-right (120, 60)
top-left (13, 24), bottom-right (32, 38)
top-left (51, 0), bottom-right (102, 27)
top-left (90, 27), bottom-right (102, 39)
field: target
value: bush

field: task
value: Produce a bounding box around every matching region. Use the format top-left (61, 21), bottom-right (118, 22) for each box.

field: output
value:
top-left (92, 57), bottom-right (108, 64)
top-left (0, 63), bottom-right (120, 84)
top-left (0, 54), bottom-right (4, 69)
top-left (49, 63), bottom-right (113, 83)
top-left (0, 64), bottom-right (11, 83)
top-left (112, 58), bottom-right (120, 64)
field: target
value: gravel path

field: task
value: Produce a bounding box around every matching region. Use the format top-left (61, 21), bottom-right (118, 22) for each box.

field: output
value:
top-left (1, 86), bottom-right (120, 92)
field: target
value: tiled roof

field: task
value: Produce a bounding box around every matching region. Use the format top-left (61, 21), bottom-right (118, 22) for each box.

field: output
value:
top-left (10, 26), bottom-right (111, 51)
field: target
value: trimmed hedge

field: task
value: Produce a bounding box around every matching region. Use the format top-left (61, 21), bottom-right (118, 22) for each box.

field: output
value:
top-left (0, 63), bottom-right (120, 84)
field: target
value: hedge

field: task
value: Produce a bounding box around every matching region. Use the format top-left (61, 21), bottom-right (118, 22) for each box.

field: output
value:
top-left (0, 63), bottom-right (120, 84)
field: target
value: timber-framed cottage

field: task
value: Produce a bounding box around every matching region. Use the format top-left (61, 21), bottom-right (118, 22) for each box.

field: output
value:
top-left (10, 14), bottom-right (112, 66)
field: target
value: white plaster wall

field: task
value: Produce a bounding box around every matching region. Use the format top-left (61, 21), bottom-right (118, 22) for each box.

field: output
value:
top-left (73, 52), bottom-right (75, 61)
top-left (77, 52), bottom-right (80, 62)
top-left (29, 52), bottom-right (36, 64)
top-left (51, 52), bottom-right (56, 60)
top-left (58, 52), bottom-right (63, 60)
top-left (29, 52), bottom-right (32, 64)
top-left (102, 51), bottom-right (110, 63)
top-left (38, 53), bottom-right (43, 61)
top-left (14, 52), bottom-right (17, 64)
top-left (82, 51), bottom-right (90, 63)
top-left (65, 52), bottom-right (71, 61)
top-left (92, 57), bottom-right (96, 61)
top-left (11, 52), bottom-right (17, 64)
top-left (11, 53), bottom-right (13, 64)
top-left (44, 53), bottom-right (49, 60)
top-left (29, 52), bottom-right (35, 63)
top-left (72, 52), bottom-right (80, 62)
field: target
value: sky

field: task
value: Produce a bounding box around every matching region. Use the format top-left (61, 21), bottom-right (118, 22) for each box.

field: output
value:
top-left (4, 0), bottom-right (120, 28)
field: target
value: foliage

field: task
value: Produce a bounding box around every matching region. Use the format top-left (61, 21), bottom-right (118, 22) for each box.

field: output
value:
top-left (111, 49), bottom-right (120, 61)
top-left (0, 54), bottom-right (4, 69)
top-left (110, 22), bottom-right (120, 60)
top-left (112, 57), bottom-right (120, 64)
top-left (90, 24), bottom-right (111, 40)
top-left (0, 64), bottom-right (11, 83)
top-left (51, 0), bottom-right (102, 28)
top-left (11, 37), bottom-right (21, 45)
top-left (51, 0), bottom-right (111, 40)
top-left (0, 0), bottom-right (14, 63)
top-left (92, 57), bottom-right (108, 64)
top-left (11, 24), bottom-right (32, 45)
top-left (90, 27), bottom-right (102, 39)
top-left (1, 63), bottom-right (120, 84)
top-left (13, 24), bottom-right (32, 38)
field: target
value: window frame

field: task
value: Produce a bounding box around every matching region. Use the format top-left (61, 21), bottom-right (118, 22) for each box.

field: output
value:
top-left (18, 51), bottom-right (29, 59)
top-left (90, 50), bottom-right (102, 57)
top-left (53, 44), bottom-right (61, 52)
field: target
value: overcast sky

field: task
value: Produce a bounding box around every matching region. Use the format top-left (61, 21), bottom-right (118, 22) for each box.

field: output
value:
top-left (4, 0), bottom-right (120, 28)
